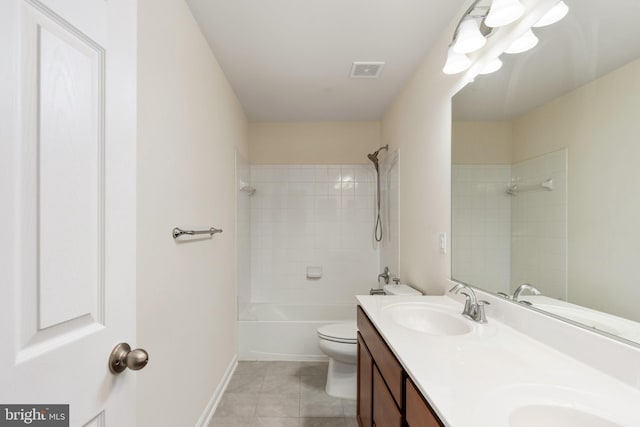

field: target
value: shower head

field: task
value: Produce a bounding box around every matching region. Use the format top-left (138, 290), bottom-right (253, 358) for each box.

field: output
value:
top-left (367, 145), bottom-right (389, 169)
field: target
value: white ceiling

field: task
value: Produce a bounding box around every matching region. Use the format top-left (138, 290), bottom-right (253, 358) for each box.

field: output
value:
top-left (453, 0), bottom-right (640, 121)
top-left (185, 0), bottom-right (468, 121)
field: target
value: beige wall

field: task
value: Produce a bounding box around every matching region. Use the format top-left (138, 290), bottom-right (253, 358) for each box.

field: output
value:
top-left (380, 9), bottom-right (471, 295)
top-left (452, 121), bottom-right (513, 164)
top-left (513, 58), bottom-right (640, 321)
top-left (137, 0), bottom-right (248, 425)
top-left (249, 122), bottom-right (381, 164)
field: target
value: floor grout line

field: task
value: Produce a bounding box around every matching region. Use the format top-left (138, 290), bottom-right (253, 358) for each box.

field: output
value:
top-left (209, 361), bottom-right (356, 427)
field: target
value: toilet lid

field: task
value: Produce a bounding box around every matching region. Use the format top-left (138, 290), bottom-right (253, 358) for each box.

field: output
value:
top-left (317, 322), bottom-right (358, 344)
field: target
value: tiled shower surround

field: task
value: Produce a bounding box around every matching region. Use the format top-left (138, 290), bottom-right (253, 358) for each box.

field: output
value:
top-left (452, 149), bottom-right (567, 298)
top-left (511, 149), bottom-right (568, 300)
top-left (452, 165), bottom-right (512, 293)
top-left (248, 165), bottom-right (379, 305)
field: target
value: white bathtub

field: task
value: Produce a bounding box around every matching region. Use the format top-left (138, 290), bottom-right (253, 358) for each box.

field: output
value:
top-left (238, 303), bottom-right (357, 361)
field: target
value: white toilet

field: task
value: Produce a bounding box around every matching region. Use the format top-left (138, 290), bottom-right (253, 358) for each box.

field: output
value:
top-left (317, 284), bottom-right (422, 399)
top-left (317, 322), bottom-right (359, 399)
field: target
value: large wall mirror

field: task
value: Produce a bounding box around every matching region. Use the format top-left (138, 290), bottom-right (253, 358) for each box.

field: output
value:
top-left (451, 0), bottom-right (640, 345)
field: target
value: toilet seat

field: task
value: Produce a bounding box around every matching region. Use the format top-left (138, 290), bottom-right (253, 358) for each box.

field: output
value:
top-left (317, 322), bottom-right (357, 344)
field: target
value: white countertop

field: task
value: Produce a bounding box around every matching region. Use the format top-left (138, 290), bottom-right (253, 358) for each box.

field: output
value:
top-left (357, 294), bottom-right (640, 427)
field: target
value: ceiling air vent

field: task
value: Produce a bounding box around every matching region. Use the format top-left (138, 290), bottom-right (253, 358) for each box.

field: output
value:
top-left (350, 62), bottom-right (385, 78)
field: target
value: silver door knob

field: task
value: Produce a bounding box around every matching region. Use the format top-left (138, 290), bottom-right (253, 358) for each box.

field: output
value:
top-left (109, 343), bottom-right (149, 374)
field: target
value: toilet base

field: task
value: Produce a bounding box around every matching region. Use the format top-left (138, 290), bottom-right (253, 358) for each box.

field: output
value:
top-left (325, 358), bottom-right (357, 400)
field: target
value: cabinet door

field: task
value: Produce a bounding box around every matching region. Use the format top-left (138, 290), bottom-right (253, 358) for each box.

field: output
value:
top-left (357, 333), bottom-right (373, 427)
top-left (358, 306), bottom-right (404, 406)
top-left (406, 378), bottom-right (443, 427)
top-left (373, 366), bottom-right (402, 427)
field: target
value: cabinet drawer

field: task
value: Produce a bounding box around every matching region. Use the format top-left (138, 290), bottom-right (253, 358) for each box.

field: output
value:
top-left (357, 306), bottom-right (404, 407)
top-left (373, 365), bottom-right (402, 427)
top-left (406, 378), bottom-right (443, 427)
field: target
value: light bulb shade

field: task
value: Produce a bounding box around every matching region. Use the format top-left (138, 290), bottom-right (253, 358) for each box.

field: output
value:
top-left (485, 0), bottom-right (525, 28)
top-left (504, 29), bottom-right (539, 54)
top-left (453, 18), bottom-right (487, 54)
top-left (478, 58), bottom-right (503, 75)
top-left (533, 1), bottom-right (569, 27)
top-left (443, 47), bottom-right (471, 75)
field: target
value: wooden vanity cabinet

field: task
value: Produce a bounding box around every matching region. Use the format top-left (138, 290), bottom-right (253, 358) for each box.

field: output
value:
top-left (357, 333), bottom-right (373, 427)
top-left (357, 306), bottom-right (403, 427)
top-left (373, 365), bottom-right (402, 427)
top-left (357, 306), bottom-right (444, 427)
top-left (406, 377), bottom-right (442, 427)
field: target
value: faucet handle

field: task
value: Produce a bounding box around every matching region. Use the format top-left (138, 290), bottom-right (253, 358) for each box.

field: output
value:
top-left (497, 292), bottom-right (511, 299)
top-left (475, 300), bottom-right (491, 323)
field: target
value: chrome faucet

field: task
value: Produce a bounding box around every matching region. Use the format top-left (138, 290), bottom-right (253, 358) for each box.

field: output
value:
top-left (378, 266), bottom-right (390, 285)
top-left (449, 283), bottom-right (490, 323)
top-left (450, 283), bottom-right (476, 317)
top-left (370, 266), bottom-right (391, 295)
top-left (512, 283), bottom-right (542, 302)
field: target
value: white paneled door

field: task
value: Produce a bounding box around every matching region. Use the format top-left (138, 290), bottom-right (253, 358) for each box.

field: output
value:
top-left (0, 0), bottom-right (137, 426)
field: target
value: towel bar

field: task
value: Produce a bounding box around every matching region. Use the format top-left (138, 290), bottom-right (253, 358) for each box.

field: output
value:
top-left (172, 226), bottom-right (223, 239)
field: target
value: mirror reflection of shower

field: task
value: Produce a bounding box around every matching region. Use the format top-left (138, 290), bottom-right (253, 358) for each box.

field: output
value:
top-left (367, 144), bottom-right (389, 242)
top-left (240, 185), bottom-right (256, 196)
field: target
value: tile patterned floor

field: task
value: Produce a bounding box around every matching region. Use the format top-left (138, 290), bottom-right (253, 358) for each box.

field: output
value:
top-left (209, 361), bottom-right (357, 427)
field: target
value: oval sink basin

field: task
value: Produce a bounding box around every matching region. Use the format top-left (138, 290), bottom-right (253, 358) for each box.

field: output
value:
top-left (510, 405), bottom-right (623, 427)
top-left (475, 384), bottom-right (640, 427)
top-left (383, 303), bottom-right (472, 336)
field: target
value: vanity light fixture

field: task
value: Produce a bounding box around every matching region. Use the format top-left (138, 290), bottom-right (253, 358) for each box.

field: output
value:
top-left (484, 0), bottom-right (525, 28)
top-left (443, 47), bottom-right (472, 75)
top-left (533, 1), bottom-right (569, 27)
top-left (478, 57), bottom-right (503, 75)
top-left (453, 17), bottom-right (487, 54)
top-left (443, 0), bottom-right (568, 75)
top-left (443, 0), bottom-right (490, 75)
top-left (504, 29), bottom-right (539, 54)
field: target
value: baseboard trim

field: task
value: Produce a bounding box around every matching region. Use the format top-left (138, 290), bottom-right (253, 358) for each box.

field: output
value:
top-left (195, 355), bottom-right (238, 427)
